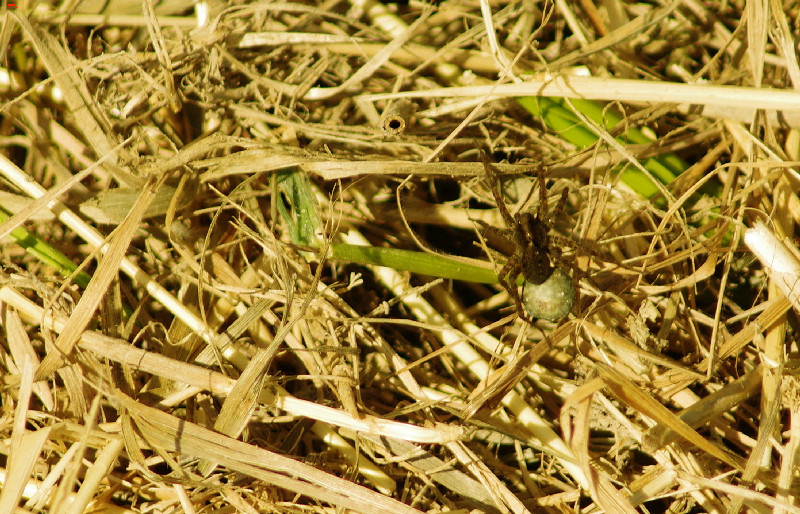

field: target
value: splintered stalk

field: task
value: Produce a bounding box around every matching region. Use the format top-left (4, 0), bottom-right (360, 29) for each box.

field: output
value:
top-left (744, 221), bottom-right (800, 311)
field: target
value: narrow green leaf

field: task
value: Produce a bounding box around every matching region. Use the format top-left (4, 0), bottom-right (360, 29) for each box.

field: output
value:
top-left (330, 243), bottom-right (498, 284)
top-left (0, 207), bottom-right (91, 288)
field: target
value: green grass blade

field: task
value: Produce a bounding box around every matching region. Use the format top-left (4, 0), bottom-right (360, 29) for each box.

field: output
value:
top-left (276, 169), bottom-right (323, 247)
top-left (0, 207), bottom-right (91, 288)
top-left (330, 243), bottom-right (498, 284)
top-left (517, 95), bottom-right (683, 198)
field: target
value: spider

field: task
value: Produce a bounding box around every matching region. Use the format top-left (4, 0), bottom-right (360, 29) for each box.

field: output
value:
top-left (479, 154), bottom-right (575, 321)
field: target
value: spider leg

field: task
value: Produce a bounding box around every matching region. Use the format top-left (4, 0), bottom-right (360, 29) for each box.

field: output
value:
top-left (497, 257), bottom-right (531, 322)
top-left (474, 219), bottom-right (515, 247)
top-left (480, 151), bottom-right (516, 229)
top-left (550, 186), bottom-right (569, 222)
top-left (537, 165), bottom-right (548, 220)
top-left (533, 165), bottom-right (569, 225)
top-left (534, 168), bottom-right (570, 267)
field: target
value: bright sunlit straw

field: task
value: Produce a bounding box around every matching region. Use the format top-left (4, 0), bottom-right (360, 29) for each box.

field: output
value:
top-left (744, 221), bottom-right (800, 313)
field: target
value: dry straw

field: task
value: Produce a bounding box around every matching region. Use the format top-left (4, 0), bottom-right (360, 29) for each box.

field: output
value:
top-left (2, 0), bottom-right (800, 513)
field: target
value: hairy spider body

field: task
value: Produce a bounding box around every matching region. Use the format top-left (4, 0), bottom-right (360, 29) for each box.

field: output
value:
top-left (517, 212), bottom-right (553, 284)
top-left (481, 155), bottom-right (574, 321)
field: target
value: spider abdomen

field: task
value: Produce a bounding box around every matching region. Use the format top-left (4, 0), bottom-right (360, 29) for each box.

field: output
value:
top-left (522, 267), bottom-right (575, 321)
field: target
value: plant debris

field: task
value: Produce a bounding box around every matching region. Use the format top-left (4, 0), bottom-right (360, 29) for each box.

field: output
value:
top-left (2, 1), bottom-right (800, 513)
